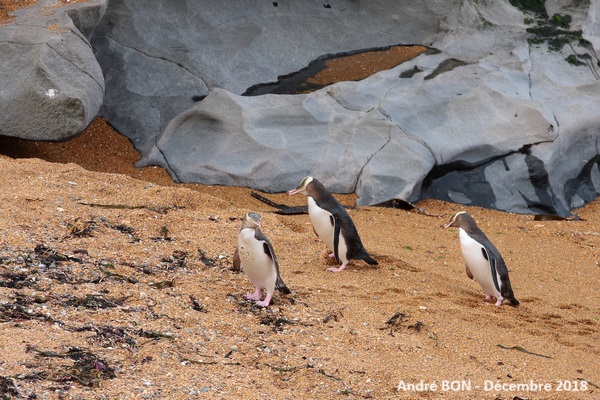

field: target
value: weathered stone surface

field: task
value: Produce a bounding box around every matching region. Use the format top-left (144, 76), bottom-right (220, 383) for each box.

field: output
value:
top-left (90, 0), bottom-right (446, 155)
top-left (92, 0), bottom-right (600, 217)
top-left (0, 0), bottom-right (107, 141)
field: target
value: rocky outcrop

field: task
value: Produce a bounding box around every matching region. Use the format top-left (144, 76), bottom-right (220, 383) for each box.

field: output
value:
top-left (3, 0), bottom-right (599, 217)
top-left (0, 0), bottom-right (106, 141)
top-left (91, 0), bottom-right (599, 216)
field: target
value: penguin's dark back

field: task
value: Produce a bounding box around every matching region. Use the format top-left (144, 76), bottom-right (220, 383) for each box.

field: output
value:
top-left (308, 179), bottom-right (348, 216)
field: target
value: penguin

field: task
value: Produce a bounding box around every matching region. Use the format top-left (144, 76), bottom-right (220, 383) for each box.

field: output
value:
top-left (443, 211), bottom-right (519, 306)
top-left (237, 212), bottom-right (290, 307)
top-left (286, 176), bottom-right (378, 272)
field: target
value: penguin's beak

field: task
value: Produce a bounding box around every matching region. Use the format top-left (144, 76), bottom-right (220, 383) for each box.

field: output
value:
top-left (442, 220), bottom-right (454, 229)
top-left (286, 188), bottom-right (301, 196)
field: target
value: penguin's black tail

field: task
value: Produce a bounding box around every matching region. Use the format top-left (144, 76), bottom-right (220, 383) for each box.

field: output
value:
top-left (360, 252), bottom-right (378, 265)
top-left (501, 282), bottom-right (519, 306)
top-left (276, 276), bottom-right (291, 294)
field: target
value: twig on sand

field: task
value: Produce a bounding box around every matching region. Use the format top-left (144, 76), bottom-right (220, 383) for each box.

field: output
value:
top-left (496, 344), bottom-right (552, 359)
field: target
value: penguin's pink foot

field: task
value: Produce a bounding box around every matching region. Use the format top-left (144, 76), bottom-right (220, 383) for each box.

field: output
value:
top-left (244, 289), bottom-right (262, 301)
top-left (326, 262), bottom-right (349, 272)
top-left (328, 252), bottom-right (335, 258)
top-left (494, 299), bottom-right (503, 306)
top-left (484, 294), bottom-right (492, 301)
top-left (255, 294), bottom-right (273, 307)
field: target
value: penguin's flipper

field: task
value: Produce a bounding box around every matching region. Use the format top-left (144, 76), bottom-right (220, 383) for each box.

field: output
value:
top-left (495, 256), bottom-right (519, 306)
top-left (465, 264), bottom-right (474, 280)
top-left (483, 247), bottom-right (502, 293)
top-left (256, 230), bottom-right (291, 295)
top-left (232, 247), bottom-right (242, 273)
top-left (332, 215), bottom-right (341, 263)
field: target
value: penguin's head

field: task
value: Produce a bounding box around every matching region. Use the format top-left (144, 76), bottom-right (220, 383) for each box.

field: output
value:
top-left (242, 212), bottom-right (262, 229)
top-left (286, 176), bottom-right (314, 196)
top-left (443, 211), bottom-right (469, 229)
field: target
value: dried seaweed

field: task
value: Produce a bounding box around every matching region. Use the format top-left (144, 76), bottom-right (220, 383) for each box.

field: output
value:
top-left (109, 223), bottom-right (141, 242)
top-left (189, 295), bottom-right (207, 313)
top-left (0, 376), bottom-right (20, 399)
top-left (0, 271), bottom-right (36, 288)
top-left (66, 217), bottom-right (97, 238)
top-left (0, 301), bottom-right (54, 323)
top-left (198, 249), bottom-right (218, 268)
top-left (34, 244), bottom-right (82, 265)
top-left (497, 344), bottom-right (552, 359)
top-left (150, 225), bottom-right (172, 242)
top-left (72, 325), bottom-right (137, 348)
top-left (149, 280), bottom-right (175, 289)
top-left (323, 309), bottom-right (344, 323)
top-left (25, 346), bottom-right (116, 387)
top-left (78, 202), bottom-right (182, 214)
top-left (98, 265), bottom-right (139, 283)
top-left (260, 315), bottom-right (292, 331)
top-left (134, 329), bottom-right (175, 341)
top-left (63, 294), bottom-right (130, 310)
top-left (161, 250), bottom-right (188, 270)
top-left (381, 311), bottom-right (408, 336)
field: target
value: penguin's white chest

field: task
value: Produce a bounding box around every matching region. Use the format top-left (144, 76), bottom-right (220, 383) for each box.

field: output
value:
top-left (458, 228), bottom-right (501, 297)
top-left (238, 228), bottom-right (276, 289)
top-left (307, 197), bottom-right (348, 262)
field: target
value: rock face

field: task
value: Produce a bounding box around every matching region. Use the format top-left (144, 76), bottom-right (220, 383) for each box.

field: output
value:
top-left (90, 0), bottom-right (599, 216)
top-left (5, 0), bottom-right (599, 217)
top-left (90, 1), bottom-right (445, 157)
top-left (0, 0), bottom-right (107, 141)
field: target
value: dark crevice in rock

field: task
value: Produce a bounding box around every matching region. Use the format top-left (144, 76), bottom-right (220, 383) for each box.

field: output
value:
top-left (353, 121), bottom-right (393, 193)
top-left (520, 146), bottom-right (570, 217)
top-left (97, 35), bottom-right (209, 90)
top-left (46, 41), bottom-right (103, 92)
top-left (399, 65), bottom-right (422, 78)
top-left (377, 106), bottom-right (436, 161)
top-left (424, 58), bottom-right (469, 80)
top-left (421, 139), bottom-right (569, 215)
top-left (154, 141), bottom-right (181, 183)
top-left (242, 44), bottom-right (439, 96)
top-left (563, 150), bottom-right (600, 207)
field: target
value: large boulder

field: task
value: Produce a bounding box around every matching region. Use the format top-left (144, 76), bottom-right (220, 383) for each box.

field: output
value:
top-left (93, 0), bottom-right (600, 217)
top-left (0, 0), bottom-right (107, 141)
top-left (91, 0), bottom-right (446, 156)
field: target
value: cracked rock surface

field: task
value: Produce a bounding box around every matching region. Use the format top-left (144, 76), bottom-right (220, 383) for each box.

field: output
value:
top-left (4, 0), bottom-right (599, 216)
top-left (93, 1), bottom-right (599, 216)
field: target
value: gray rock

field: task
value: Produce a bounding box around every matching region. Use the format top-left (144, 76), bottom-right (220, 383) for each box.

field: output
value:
top-left (0, 0), bottom-right (106, 141)
top-left (90, 0), bottom-right (447, 154)
top-left (85, 0), bottom-right (600, 217)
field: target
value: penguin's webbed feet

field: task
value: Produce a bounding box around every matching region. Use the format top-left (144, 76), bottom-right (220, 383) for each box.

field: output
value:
top-left (326, 262), bottom-right (349, 273)
top-left (255, 294), bottom-right (273, 308)
top-left (244, 289), bottom-right (262, 301)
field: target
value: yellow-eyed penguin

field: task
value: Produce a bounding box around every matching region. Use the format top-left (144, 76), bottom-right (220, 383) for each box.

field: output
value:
top-left (237, 212), bottom-right (290, 307)
top-left (443, 211), bottom-right (519, 306)
top-left (286, 176), bottom-right (378, 272)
